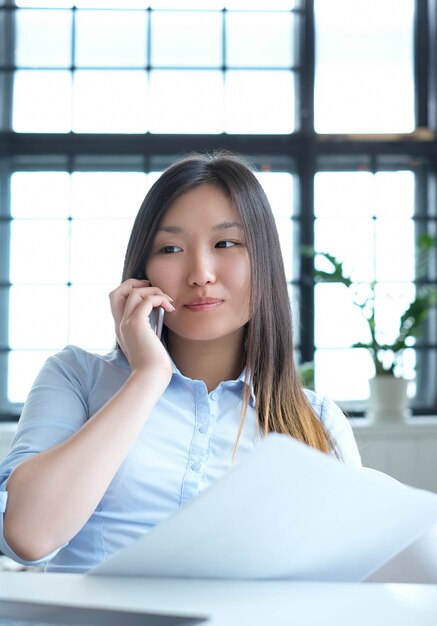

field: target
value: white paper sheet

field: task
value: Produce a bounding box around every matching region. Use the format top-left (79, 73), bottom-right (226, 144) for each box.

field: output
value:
top-left (89, 433), bottom-right (437, 582)
top-left (365, 525), bottom-right (437, 583)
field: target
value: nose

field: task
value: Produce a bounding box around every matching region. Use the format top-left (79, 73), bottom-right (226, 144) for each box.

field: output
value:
top-left (187, 249), bottom-right (216, 287)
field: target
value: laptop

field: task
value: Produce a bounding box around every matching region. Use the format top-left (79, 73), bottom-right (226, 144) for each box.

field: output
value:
top-left (0, 599), bottom-right (207, 626)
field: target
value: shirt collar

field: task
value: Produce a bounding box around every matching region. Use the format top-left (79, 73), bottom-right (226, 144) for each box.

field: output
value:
top-left (114, 348), bottom-right (256, 407)
top-left (171, 360), bottom-right (256, 408)
top-left (235, 369), bottom-right (256, 407)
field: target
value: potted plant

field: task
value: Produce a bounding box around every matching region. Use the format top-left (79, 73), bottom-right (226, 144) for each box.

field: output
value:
top-left (303, 234), bottom-right (437, 420)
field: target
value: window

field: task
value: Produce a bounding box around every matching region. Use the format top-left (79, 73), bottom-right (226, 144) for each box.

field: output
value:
top-left (314, 0), bottom-right (415, 133)
top-left (10, 1), bottom-right (296, 134)
top-left (1, 0), bottom-right (436, 419)
top-left (314, 166), bottom-right (417, 402)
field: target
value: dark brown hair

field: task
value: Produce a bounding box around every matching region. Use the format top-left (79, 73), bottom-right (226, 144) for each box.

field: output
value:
top-left (122, 151), bottom-right (334, 455)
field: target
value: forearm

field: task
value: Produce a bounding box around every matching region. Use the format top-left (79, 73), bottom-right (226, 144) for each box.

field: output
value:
top-left (4, 369), bottom-right (168, 562)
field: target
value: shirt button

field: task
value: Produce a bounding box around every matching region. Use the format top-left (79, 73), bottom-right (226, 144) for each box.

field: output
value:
top-left (191, 461), bottom-right (201, 472)
top-left (210, 391), bottom-right (218, 401)
top-left (199, 425), bottom-right (208, 434)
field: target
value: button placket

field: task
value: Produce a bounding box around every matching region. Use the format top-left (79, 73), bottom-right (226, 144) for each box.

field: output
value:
top-left (190, 383), bottom-right (211, 475)
top-left (179, 381), bottom-right (211, 505)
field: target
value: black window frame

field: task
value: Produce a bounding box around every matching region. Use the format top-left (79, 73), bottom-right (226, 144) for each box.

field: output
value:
top-left (0, 0), bottom-right (436, 420)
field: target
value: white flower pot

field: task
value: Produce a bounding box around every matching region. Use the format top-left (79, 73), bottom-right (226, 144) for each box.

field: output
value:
top-left (367, 376), bottom-right (411, 422)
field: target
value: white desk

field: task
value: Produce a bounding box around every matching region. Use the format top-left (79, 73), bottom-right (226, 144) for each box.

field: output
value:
top-left (1, 572), bottom-right (437, 626)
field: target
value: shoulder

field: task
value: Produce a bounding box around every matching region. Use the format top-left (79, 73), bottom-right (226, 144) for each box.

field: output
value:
top-left (303, 388), bottom-right (345, 426)
top-left (28, 345), bottom-right (129, 404)
top-left (43, 345), bottom-right (129, 379)
top-left (15, 346), bottom-right (130, 438)
top-left (303, 389), bottom-right (362, 468)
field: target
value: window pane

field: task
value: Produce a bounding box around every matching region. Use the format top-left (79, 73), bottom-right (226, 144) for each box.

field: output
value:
top-left (315, 0), bottom-right (415, 132)
top-left (256, 171), bottom-right (295, 281)
top-left (71, 172), bottom-right (147, 219)
top-left (11, 172), bottom-right (70, 219)
top-left (315, 316), bottom-right (416, 394)
top-left (72, 70), bottom-right (147, 133)
top-left (151, 11), bottom-right (222, 67)
top-left (15, 9), bottom-right (72, 68)
top-left (13, 70), bottom-right (72, 132)
top-left (226, 11), bottom-right (294, 67)
top-left (9, 285), bottom-right (69, 349)
top-left (149, 70), bottom-right (223, 133)
top-left (398, 347), bottom-right (417, 382)
top-left (315, 348), bottom-right (374, 401)
top-left (315, 171), bottom-right (416, 281)
top-left (315, 172), bottom-right (374, 218)
top-left (256, 172), bottom-right (294, 219)
top-left (375, 171), bottom-right (414, 218)
top-left (69, 285), bottom-right (116, 350)
top-left (69, 219), bottom-right (133, 284)
top-left (225, 70), bottom-right (294, 133)
top-left (8, 351), bottom-right (56, 404)
top-left (315, 217), bottom-right (375, 282)
top-left (10, 220), bottom-right (69, 285)
top-left (375, 219), bottom-right (415, 282)
top-left (315, 283), bottom-right (370, 348)
top-left (75, 10), bottom-right (147, 67)
top-left (374, 282), bottom-right (416, 345)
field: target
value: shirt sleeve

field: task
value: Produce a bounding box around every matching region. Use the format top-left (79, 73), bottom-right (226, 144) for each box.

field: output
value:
top-left (305, 390), bottom-right (362, 468)
top-left (0, 345), bottom-right (90, 565)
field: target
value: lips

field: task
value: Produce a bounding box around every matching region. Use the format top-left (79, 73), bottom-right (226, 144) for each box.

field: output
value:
top-left (184, 298), bottom-right (224, 311)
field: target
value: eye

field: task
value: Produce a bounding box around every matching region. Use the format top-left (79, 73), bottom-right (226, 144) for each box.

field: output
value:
top-left (160, 245), bottom-right (182, 254)
top-left (215, 240), bottom-right (237, 249)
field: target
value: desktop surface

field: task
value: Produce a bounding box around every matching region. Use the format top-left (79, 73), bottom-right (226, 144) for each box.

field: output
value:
top-left (1, 572), bottom-right (437, 626)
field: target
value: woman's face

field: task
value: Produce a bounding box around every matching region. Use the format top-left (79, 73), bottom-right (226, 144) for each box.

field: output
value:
top-left (145, 183), bottom-right (251, 343)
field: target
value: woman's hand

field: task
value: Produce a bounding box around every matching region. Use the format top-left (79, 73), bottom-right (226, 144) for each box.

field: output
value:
top-left (109, 279), bottom-right (175, 381)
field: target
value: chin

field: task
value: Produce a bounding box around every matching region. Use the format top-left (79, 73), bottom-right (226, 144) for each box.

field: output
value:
top-left (167, 324), bottom-right (244, 343)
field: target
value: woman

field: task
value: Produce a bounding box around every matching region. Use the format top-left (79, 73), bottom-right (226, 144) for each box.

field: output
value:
top-left (0, 151), bottom-right (361, 573)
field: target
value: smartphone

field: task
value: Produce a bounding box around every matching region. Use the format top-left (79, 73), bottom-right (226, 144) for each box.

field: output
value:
top-left (149, 306), bottom-right (164, 339)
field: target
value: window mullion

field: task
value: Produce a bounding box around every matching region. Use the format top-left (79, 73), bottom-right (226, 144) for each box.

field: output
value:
top-left (0, 2), bottom-right (15, 131)
top-left (0, 159), bottom-right (12, 416)
top-left (297, 0), bottom-right (314, 134)
top-left (414, 0), bottom-right (429, 127)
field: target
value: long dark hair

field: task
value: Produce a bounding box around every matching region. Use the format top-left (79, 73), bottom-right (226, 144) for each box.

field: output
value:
top-left (122, 151), bottom-right (334, 454)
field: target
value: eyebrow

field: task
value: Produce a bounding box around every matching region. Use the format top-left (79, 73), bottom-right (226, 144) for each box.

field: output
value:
top-left (157, 222), bottom-right (244, 234)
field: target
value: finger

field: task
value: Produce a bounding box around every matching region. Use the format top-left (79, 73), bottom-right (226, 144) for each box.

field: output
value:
top-left (109, 280), bottom-right (154, 324)
top-left (111, 284), bottom-right (169, 307)
top-left (109, 279), bottom-right (151, 302)
top-left (119, 296), bottom-right (174, 340)
top-left (122, 290), bottom-right (174, 323)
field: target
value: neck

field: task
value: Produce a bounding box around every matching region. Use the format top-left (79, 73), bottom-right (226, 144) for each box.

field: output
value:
top-left (166, 328), bottom-right (246, 392)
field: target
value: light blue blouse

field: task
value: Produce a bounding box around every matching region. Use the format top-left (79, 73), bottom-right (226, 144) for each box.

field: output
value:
top-left (0, 345), bottom-right (361, 573)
